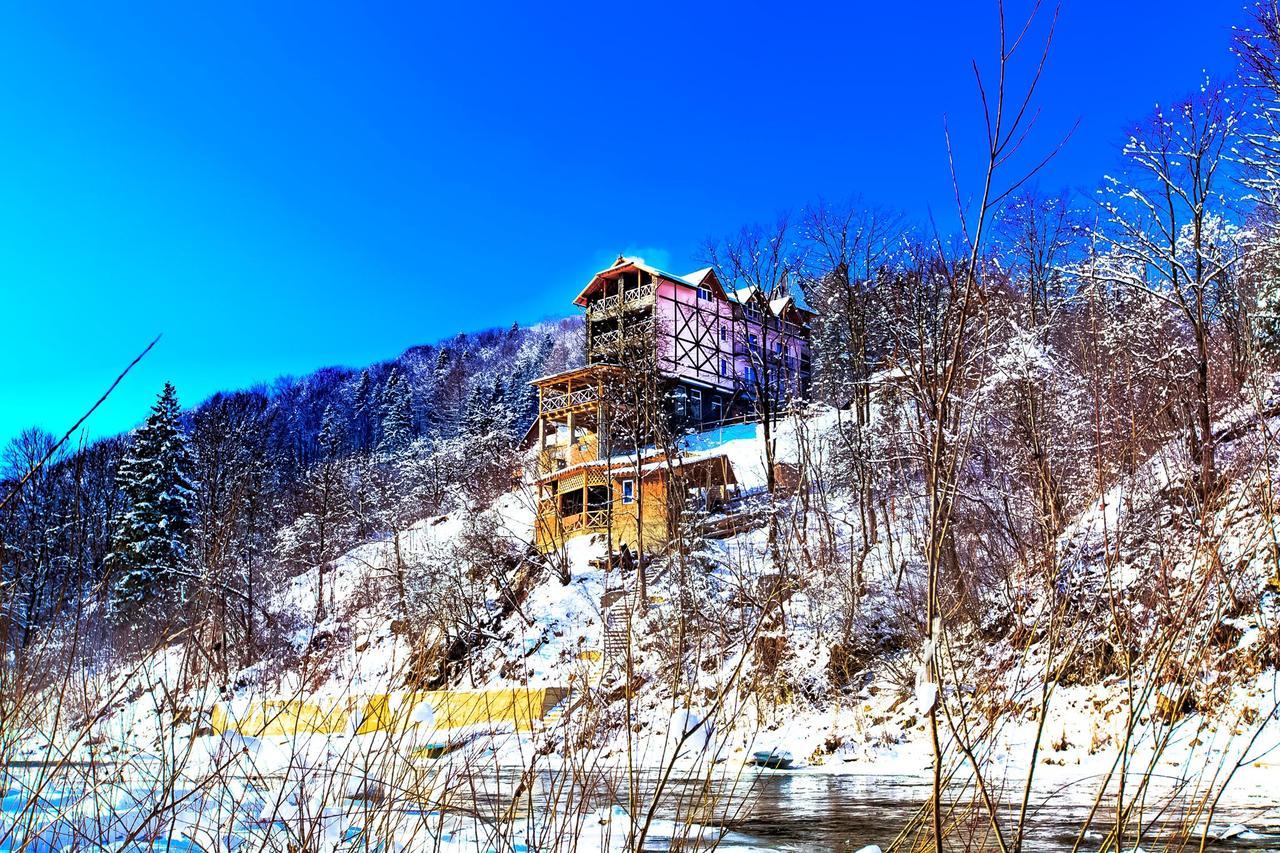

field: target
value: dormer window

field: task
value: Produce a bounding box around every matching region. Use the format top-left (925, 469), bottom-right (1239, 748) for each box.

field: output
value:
top-left (697, 287), bottom-right (712, 301)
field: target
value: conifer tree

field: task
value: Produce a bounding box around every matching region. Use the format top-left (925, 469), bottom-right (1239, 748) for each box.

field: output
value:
top-left (463, 376), bottom-right (510, 439)
top-left (351, 369), bottom-right (375, 451)
top-left (106, 382), bottom-right (196, 612)
top-left (377, 367), bottom-right (414, 455)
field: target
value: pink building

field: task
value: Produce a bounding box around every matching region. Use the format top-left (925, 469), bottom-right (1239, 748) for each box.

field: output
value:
top-left (574, 256), bottom-right (813, 428)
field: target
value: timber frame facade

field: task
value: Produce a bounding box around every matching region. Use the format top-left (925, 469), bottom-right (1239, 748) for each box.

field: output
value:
top-left (529, 256), bottom-right (811, 553)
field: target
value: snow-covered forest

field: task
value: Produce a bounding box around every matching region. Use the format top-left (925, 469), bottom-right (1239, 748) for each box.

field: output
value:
top-left (6, 3), bottom-right (1280, 852)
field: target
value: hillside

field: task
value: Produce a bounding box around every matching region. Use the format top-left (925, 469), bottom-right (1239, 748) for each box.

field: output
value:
top-left (4, 374), bottom-right (1279, 850)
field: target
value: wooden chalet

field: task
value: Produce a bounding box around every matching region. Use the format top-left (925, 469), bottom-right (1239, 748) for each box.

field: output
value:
top-left (528, 256), bottom-right (812, 554)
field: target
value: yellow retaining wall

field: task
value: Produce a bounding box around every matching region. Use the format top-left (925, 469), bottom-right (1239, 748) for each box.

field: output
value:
top-left (210, 687), bottom-right (568, 737)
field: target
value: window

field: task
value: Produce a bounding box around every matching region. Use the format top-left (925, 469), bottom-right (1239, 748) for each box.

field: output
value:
top-left (709, 397), bottom-right (723, 423)
top-left (587, 485), bottom-right (610, 511)
top-left (744, 365), bottom-right (758, 383)
top-left (719, 358), bottom-right (729, 377)
top-left (745, 306), bottom-right (762, 322)
top-left (697, 287), bottom-right (712, 301)
top-left (560, 489), bottom-right (583, 517)
top-left (773, 341), bottom-right (784, 354)
top-left (719, 326), bottom-right (728, 342)
top-left (689, 388), bottom-right (703, 422)
top-left (621, 479), bottom-right (635, 504)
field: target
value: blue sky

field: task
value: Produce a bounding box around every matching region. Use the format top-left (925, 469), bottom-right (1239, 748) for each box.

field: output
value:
top-left (0, 0), bottom-right (1243, 446)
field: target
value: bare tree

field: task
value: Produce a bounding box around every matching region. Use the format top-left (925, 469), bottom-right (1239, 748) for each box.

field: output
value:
top-left (1097, 83), bottom-right (1242, 497)
top-left (704, 215), bottom-right (803, 495)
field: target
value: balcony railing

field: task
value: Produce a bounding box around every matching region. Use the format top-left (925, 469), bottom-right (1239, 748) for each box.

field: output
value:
top-left (586, 282), bottom-right (657, 317)
top-left (540, 384), bottom-right (601, 415)
top-left (556, 509), bottom-right (611, 534)
top-left (589, 321), bottom-right (653, 354)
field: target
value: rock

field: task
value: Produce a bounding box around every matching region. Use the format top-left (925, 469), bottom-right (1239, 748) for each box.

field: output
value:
top-left (1217, 824), bottom-right (1261, 840)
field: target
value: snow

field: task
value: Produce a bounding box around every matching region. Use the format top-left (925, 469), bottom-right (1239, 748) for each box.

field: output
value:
top-left (9, 399), bottom-right (1280, 850)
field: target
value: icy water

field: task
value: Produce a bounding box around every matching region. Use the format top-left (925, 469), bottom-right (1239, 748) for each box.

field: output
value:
top-left (438, 767), bottom-right (1280, 851)
top-left (722, 772), bottom-right (1280, 852)
top-left (3, 765), bottom-right (1279, 852)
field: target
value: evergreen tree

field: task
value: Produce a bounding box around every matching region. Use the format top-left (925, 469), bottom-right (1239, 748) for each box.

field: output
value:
top-left (463, 376), bottom-right (511, 438)
top-left (506, 333), bottom-right (553, 435)
top-left (377, 367), bottom-right (414, 455)
top-left (318, 402), bottom-right (345, 461)
top-left (351, 370), bottom-right (375, 451)
top-left (106, 382), bottom-right (196, 613)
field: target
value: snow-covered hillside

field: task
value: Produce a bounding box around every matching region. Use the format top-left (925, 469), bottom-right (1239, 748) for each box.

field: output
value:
top-left (9, 399), bottom-right (1279, 853)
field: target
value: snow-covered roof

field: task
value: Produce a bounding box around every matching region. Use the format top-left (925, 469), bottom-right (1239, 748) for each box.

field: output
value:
top-left (535, 449), bottom-right (737, 484)
top-left (731, 284), bottom-right (815, 319)
top-left (573, 257), bottom-right (727, 305)
top-left (681, 267), bottom-right (715, 286)
top-left (528, 363), bottom-right (624, 387)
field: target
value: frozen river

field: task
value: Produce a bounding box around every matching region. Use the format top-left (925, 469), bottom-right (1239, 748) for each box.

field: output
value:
top-left (4, 763), bottom-right (1279, 852)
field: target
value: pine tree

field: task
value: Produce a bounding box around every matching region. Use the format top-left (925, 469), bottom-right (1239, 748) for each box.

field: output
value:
top-left (506, 333), bottom-right (553, 435)
top-left (463, 376), bottom-right (511, 438)
top-left (106, 382), bottom-right (196, 613)
top-left (351, 370), bottom-right (375, 451)
top-left (377, 367), bottom-right (414, 455)
top-left (318, 402), bottom-right (345, 461)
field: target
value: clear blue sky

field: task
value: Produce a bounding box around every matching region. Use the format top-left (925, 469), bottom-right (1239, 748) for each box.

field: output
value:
top-left (0, 0), bottom-right (1243, 447)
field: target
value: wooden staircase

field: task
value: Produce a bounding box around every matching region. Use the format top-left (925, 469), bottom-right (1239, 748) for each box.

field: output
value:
top-left (599, 551), bottom-right (663, 664)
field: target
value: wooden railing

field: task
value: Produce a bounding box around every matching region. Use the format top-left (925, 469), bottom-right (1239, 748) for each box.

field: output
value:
top-left (555, 508), bottom-right (611, 534)
top-left (586, 282), bottom-right (656, 317)
top-left (590, 321), bottom-right (652, 352)
top-left (540, 384), bottom-right (601, 415)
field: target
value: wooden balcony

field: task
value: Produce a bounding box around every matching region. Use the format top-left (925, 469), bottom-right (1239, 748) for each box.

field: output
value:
top-left (589, 321), bottom-right (653, 355)
top-left (540, 383), bottom-right (601, 416)
top-left (534, 364), bottom-right (625, 420)
top-left (537, 504), bottom-right (611, 534)
top-left (585, 282), bottom-right (656, 318)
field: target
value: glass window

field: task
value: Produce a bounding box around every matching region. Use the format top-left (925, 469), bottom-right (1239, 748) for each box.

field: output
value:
top-left (689, 388), bottom-right (703, 422)
top-left (697, 287), bottom-right (712, 301)
top-left (621, 479), bottom-right (635, 504)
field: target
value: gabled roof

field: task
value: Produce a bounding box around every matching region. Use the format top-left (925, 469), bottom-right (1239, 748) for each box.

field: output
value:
top-left (681, 267), bottom-right (716, 286)
top-left (573, 256), bottom-right (728, 306)
top-left (729, 280), bottom-right (816, 320)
